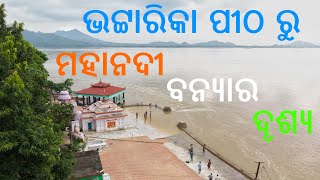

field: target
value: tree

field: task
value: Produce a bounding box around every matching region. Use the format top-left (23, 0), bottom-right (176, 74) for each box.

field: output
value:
top-left (0, 3), bottom-right (74, 179)
top-left (52, 149), bottom-right (74, 180)
top-left (48, 78), bottom-right (74, 94)
top-left (49, 103), bottom-right (74, 132)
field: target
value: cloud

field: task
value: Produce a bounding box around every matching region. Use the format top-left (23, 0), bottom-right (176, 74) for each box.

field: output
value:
top-left (2, 0), bottom-right (319, 45)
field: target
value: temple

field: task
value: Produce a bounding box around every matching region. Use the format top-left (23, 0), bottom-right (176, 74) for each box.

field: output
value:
top-left (73, 99), bottom-right (127, 132)
top-left (75, 80), bottom-right (126, 106)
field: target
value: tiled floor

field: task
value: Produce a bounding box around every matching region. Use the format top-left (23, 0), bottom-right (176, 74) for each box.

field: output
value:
top-left (99, 136), bottom-right (201, 180)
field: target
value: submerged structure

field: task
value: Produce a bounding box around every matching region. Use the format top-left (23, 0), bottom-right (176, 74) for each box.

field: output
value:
top-left (75, 80), bottom-right (126, 105)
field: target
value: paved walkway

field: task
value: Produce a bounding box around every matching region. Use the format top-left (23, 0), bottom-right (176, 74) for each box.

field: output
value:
top-left (99, 136), bottom-right (201, 180)
top-left (166, 133), bottom-right (248, 180)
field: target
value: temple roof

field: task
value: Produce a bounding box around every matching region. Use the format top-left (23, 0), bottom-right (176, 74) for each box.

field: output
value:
top-left (58, 91), bottom-right (71, 101)
top-left (80, 100), bottom-right (127, 120)
top-left (76, 81), bottom-right (125, 96)
top-left (82, 100), bottom-right (124, 114)
top-left (91, 81), bottom-right (110, 88)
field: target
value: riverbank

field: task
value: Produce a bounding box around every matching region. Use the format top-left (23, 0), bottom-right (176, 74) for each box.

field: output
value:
top-left (83, 109), bottom-right (248, 180)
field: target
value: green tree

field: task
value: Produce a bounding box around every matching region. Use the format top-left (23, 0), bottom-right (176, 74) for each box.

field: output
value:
top-left (52, 149), bottom-right (75, 180)
top-left (49, 103), bottom-right (74, 132)
top-left (48, 78), bottom-right (74, 94)
top-left (0, 3), bottom-right (74, 179)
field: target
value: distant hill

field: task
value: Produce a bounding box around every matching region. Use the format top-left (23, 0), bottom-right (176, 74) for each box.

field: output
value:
top-left (271, 41), bottom-right (319, 48)
top-left (147, 41), bottom-right (180, 47)
top-left (193, 41), bottom-right (237, 47)
top-left (54, 29), bottom-right (117, 46)
top-left (22, 30), bottom-right (93, 48)
top-left (22, 29), bottom-right (320, 48)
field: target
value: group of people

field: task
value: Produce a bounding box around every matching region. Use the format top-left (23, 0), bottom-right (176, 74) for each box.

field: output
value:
top-left (144, 110), bottom-right (151, 118)
top-left (188, 144), bottom-right (220, 180)
top-left (135, 111), bottom-right (152, 120)
top-left (134, 102), bottom-right (158, 120)
top-left (207, 172), bottom-right (220, 180)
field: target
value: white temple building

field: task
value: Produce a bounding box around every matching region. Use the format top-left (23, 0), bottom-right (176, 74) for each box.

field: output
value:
top-left (73, 99), bottom-right (127, 132)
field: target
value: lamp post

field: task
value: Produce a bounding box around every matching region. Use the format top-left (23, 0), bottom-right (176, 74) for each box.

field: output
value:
top-left (254, 161), bottom-right (264, 180)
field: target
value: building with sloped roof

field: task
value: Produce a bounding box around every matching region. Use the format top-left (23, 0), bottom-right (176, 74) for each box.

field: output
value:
top-left (75, 99), bottom-right (127, 132)
top-left (75, 80), bottom-right (125, 105)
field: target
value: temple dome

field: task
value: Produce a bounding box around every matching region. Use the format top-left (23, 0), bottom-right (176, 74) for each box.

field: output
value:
top-left (58, 91), bottom-right (72, 101)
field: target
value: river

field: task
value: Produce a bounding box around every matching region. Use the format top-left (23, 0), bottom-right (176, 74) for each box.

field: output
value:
top-left (44, 48), bottom-right (320, 180)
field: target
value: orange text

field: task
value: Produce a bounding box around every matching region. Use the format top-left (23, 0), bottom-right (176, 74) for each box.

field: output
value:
top-left (56, 51), bottom-right (163, 77)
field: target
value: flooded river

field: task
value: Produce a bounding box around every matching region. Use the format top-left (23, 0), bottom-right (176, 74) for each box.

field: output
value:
top-left (44, 48), bottom-right (320, 180)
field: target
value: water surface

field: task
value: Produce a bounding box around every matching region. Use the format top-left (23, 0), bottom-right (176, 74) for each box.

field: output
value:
top-left (44, 48), bottom-right (320, 180)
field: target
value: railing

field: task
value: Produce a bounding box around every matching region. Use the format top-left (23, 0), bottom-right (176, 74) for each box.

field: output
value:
top-left (121, 103), bottom-right (164, 110)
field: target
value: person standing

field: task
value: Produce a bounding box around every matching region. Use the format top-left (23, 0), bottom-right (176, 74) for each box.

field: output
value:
top-left (198, 162), bottom-right (202, 174)
top-left (189, 144), bottom-right (194, 162)
top-left (215, 174), bottom-right (220, 180)
top-left (208, 173), bottom-right (213, 180)
top-left (203, 143), bottom-right (206, 154)
top-left (190, 150), bottom-right (194, 162)
top-left (207, 159), bottom-right (211, 170)
top-left (136, 112), bottom-right (138, 119)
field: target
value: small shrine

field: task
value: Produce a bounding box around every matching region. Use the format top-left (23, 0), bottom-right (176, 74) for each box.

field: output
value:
top-left (57, 90), bottom-right (72, 103)
top-left (75, 80), bottom-right (126, 106)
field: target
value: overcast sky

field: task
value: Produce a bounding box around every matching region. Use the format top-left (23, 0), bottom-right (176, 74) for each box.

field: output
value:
top-left (2, 0), bottom-right (319, 45)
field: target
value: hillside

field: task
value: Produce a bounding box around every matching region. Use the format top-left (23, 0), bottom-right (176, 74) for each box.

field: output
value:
top-left (22, 29), bottom-right (320, 48)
